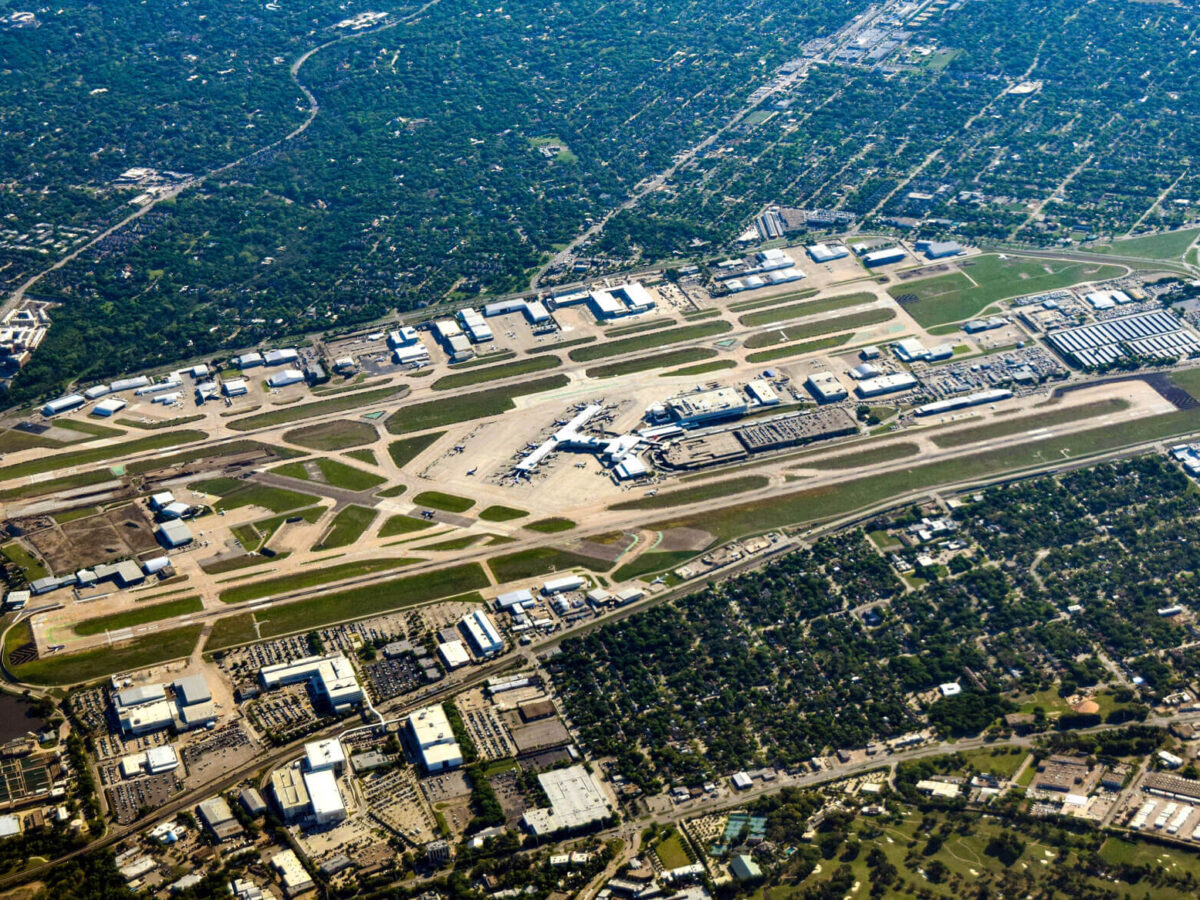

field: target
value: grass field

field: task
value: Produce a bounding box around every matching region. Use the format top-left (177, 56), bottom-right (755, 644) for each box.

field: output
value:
top-left (744, 333), bottom-right (854, 364)
top-left (1083, 226), bottom-right (1200, 261)
top-left (55, 419), bottom-right (125, 438)
top-left (613, 549), bottom-right (701, 581)
top-left (272, 457), bottom-right (386, 491)
top-left (387, 432), bottom-right (444, 470)
top-left (345, 448), bottom-right (377, 466)
top-left (952, 746), bottom-right (1028, 779)
top-left (586, 348), bottom-right (718, 379)
top-left (727, 288), bottom-right (818, 312)
top-left (0, 470), bottom-right (117, 501)
top-left (524, 517), bottom-right (576, 533)
top-left (659, 360), bottom-right (738, 378)
top-left (930, 398), bottom-right (1130, 448)
top-left (385, 376), bottom-right (570, 435)
top-left (253, 568), bottom-right (488, 637)
top-left (219, 557), bottom-right (419, 604)
top-left (891, 254), bottom-right (1126, 326)
top-left (488, 547), bottom-right (610, 581)
top-left (379, 515), bottom-right (435, 538)
top-left (229, 506), bottom-right (324, 553)
top-left (0, 543), bottom-right (47, 580)
top-left (9, 625), bottom-right (202, 686)
top-left (743, 307), bottom-right (895, 349)
top-left (654, 832), bottom-right (692, 870)
top-left (603, 318), bottom-right (677, 337)
top-left (0, 429), bottom-right (66, 454)
top-left (652, 402), bottom-right (1200, 542)
top-left (74, 596), bottom-right (203, 637)
top-left (738, 292), bottom-right (876, 328)
top-left (204, 613), bottom-right (258, 651)
top-left (567, 321), bottom-right (732, 362)
top-left (227, 387), bottom-right (404, 431)
top-left (412, 491), bottom-right (475, 513)
top-left (282, 419), bottom-right (378, 451)
top-left (431, 355), bottom-right (560, 391)
top-left (610, 475), bottom-right (768, 511)
top-left (796, 441), bottom-right (920, 470)
top-left (527, 337), bottom-right (595, 354)
top-left (317, 505), bottom-right (378, 549)
top-left (190, 477), bottom-right (318, 514)
top-left (0, 429), bottom-right (206, 482)
top-left (478, 505), bottom-right (528, 522)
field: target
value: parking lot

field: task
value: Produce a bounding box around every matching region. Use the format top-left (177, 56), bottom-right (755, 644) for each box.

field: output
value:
top-left (363, 654), bottom-right (429, 702)
top-left (106, 772), bottom-right (178, 825)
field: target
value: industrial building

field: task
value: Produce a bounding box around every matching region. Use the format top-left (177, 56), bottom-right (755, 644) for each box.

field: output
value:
top-left (914, 388), bottom-right (1013, 416)
top-left (457, 308), bottom-right (494, 343)
top-left (270, 765), bottom-right (312, 823)
top-left (91, 397), bottom-right (126, 417)
top-left (855, 372), bottom-right (919, 398)
top-left (156, 520), bottom-right (194, 548)
top-left (667, 387), bottom-right (748, 427)
top-left (746, 379), bottom-right (780, 407)
top-left (221, 379), bottom-right (248, 397)
top-left (388, 326), bottom-right (420, 348)
top-left (263, 348), bottom-right (299, 367)
top-left (582, 283), bottom-right (657, 319)
top-left (393, 342), bottom-right (431, 367)
top-left (304, 738), bottom-right (345, 773)
top-left (267, 368), bottom-right (305, 388)
top-left (119, 745), bottom-right (179, 778)
top-left (197, 796), bottom-right (243, 842)
top-left (460, 609), bottom-right (503, 657)
top-left (1085, 289), bottom-right (1134, 310)
top-left (41, 394), bottom-right (84, 417)
top-left (1045, 310), bottom-right (1199, 367)
top-left (893, 338), bottom-right (953, 363)
top-left (258, 653), bottom-right (363, 712)
top-left (406, 705), bottom-right (464, 773)
top-left (522, 765), bottom-right (612, 837)
top-left (806, 372), bottom-right (848, 403)
top-left (304, 768), bottom-right (347, 824)
top-left (438, 640), bottom-right (470, 669)
top-left (862, 246), bottom-right (907, 267)
top-left (543, 575), bottom-right (585, 595)
top-left (915, 239), bottom-right (963, 259)
top-left (272, 850), bottom-right (314, 897)
top-left (806, 243), bottom-right (849, 263)
top-left (235, 352), bottom-right (263, 369)
top-left (113, 674), bottom-right (215, 735)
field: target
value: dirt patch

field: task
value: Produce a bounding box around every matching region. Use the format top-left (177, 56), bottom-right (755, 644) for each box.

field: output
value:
top-left (28, 504), bottom-right (158, 572)
top-left (569, 536), bottom-right (635, 563)
top-left (656, 527), bottom-right (715, 552)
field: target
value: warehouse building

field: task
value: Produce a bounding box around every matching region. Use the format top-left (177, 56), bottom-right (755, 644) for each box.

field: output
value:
top-left (914, 388), bottom-right (1013, 416)
top-left (156, 520), bottom-right (194, 548)
top-left (522, 765), bottom-right (612, 837)
top-left (461, 609), bottom-right (503, 657)
top-left (221, 379), bottom-right (248, 397)
top-left (1045, 310), bottom-right (1200, 367)
top-left (84, 384), bottom-right (111, 400)
top-left (915, 239), bottom-right (963, 259)
top-left (263, 348), bottom-right (298, 367)
top-left (272, 850), bottom-right (314, 897)
top-left (856, 372), bottom-right (918, 398)
top-left (258, 653), bottom-right (363, 713)
top-left (406, 705), bottom-right (463, 773)
top-left (388, 326), bottom-right (420, 348)
top-left (197, 796), bottom-right (243, 842)
top-left (806, 243), bottom-right (849, 263)
top-left (235, 352), bottom-right (264, 368)
top-left (587, 283), bottom-right (657, 319)
top-left (457, 308), bottom-right (494, 343)
top-left (41, 394), bottom-right (84, 417)
top-left (862, 246), bottom-right (907, 267)
top-left (438, 640), bottom-right (470, 669)
top-left (393, 342), bottom-right (431, 367)
top-left (267, 368), bottom-right (305, 388)
top-left (806, 372), bottom-right (847, 403)
top-left (91, 397), bottom-right (126, 417)
top-left (543, 575), bottom-right (585, 595)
